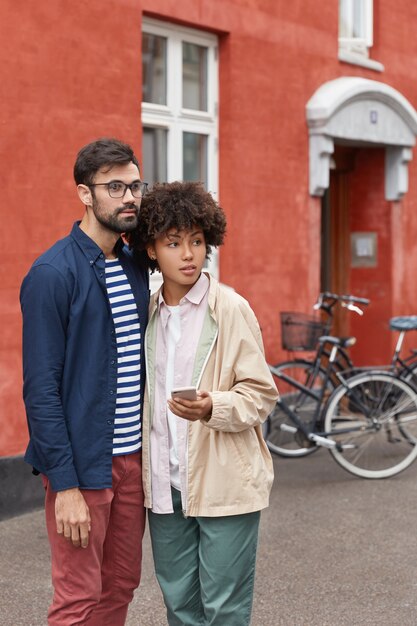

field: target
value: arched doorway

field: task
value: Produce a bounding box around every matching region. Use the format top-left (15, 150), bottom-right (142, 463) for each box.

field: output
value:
top-left (306, 78), bottom-right (417, 364)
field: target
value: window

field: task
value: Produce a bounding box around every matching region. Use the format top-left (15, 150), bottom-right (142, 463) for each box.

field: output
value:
top-left (141, 19), bottom-right (218, 189)
top-left (141, 19), bottom-right (219, 285)
top-left (338, 0), bottom-right (382, 71)
top-left (339, 0), bottom-right (373, 54)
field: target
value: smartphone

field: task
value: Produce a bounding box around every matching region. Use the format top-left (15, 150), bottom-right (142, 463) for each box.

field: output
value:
top-left (171, 386), bottom-right (198, 401)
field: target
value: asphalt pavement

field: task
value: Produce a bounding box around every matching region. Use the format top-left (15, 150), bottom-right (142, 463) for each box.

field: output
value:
top-left (2, 450), bottom-right (417, 626)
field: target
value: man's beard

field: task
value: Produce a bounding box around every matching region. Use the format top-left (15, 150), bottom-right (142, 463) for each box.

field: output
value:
top-left (92, 197), bottom-right (140, 234)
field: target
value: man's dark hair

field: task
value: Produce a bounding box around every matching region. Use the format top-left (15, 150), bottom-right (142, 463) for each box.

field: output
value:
top-left (73, 137), bottom-right (140, 186)
top-left (129, 181), bottom-right (227, 273)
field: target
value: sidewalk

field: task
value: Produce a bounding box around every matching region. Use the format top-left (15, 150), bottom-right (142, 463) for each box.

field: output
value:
top-left (0, 508), bottom-right (166, 626)
top-left (3, 452), bottom-right (417, 625)
top-left (0, 498), bottom-right (276, 626)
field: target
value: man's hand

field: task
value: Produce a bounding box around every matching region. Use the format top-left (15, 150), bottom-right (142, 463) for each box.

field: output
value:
top-left (55, 488), bottom-right (91, 548)
top-left (167, 390), bottom-right (212, 422)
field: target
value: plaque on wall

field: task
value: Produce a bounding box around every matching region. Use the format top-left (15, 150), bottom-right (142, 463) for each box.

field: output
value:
top-left (351, 232), bottom-right (377, 268)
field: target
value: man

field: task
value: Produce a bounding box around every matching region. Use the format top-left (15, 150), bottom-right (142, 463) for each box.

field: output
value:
top-left (20, 138), bottom-right (149, 625)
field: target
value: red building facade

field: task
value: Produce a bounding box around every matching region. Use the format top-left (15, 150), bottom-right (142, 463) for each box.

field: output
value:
top-left (3, 1), bottom-right (417, 511)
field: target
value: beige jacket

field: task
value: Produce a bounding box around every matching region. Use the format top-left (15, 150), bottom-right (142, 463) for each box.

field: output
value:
top-left (142, 274), bottom-right (279, 517)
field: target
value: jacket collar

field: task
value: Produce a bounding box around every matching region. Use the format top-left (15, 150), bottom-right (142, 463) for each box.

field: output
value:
top-left (157, 271), bottom-right (209, 308)
top-left (150, 272), bottom-right (219, 320)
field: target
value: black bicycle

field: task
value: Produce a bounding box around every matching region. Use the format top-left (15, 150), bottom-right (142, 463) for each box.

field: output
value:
top-left (265, 294), bottom-right (417, 461)
top-left (265, 292), bottom-right (369, 458)
top-left (263, 331), bottom-right (417, 478)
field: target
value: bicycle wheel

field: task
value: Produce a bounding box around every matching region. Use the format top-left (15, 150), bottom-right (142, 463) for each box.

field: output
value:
top-left (264, 359), bottom-right (332, 457)
top-left (324, 372), bottom-right (417, 478)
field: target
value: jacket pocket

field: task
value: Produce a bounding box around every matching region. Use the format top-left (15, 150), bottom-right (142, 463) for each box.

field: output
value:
top-left (227, 429), bottom-right (257, 482)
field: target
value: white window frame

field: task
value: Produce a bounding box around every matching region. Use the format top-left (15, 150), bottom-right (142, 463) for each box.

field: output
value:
top-left (141, 18), bottom-right (219, 289)
top-left (338, 0), bottom-right (383, 72)
top-left (339, 0), bottom-right (373, 52)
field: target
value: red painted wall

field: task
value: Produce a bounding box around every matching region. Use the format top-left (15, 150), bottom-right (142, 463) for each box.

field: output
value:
top-left (1, 0), bottom-right (144, 456)
top-left (3, 1), bottom-right (417, 456)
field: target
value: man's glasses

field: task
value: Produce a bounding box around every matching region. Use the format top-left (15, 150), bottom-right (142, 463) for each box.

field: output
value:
top-left (89, 180), bottom-right (148, 198)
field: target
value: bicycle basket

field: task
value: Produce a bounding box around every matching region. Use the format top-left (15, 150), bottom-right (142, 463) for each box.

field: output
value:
top-left (280, 312), bottom-right (326, 351)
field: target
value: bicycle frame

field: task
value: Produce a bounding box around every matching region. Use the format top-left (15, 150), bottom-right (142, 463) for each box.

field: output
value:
top-left (274, 342), bottom-right (386, 448)
top-left (313, 342), bottom-right (354, 385)
top-left (389, 329), bottom-right (417, 381)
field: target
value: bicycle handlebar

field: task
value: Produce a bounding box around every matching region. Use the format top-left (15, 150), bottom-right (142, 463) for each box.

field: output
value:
top-left (313, 292), bottom-right (370, 315)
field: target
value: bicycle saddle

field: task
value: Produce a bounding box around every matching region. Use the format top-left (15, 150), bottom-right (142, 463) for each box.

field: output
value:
top-left (317, 335), bottom-right (356, 348)
top-left (389, 316), bottom-right (417, 331)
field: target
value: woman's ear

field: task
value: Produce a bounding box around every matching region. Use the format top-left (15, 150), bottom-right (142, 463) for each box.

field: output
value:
top-left (77, 184), bottom-right (93, 207)
top-left (147, 245), bottom-right (156, 261)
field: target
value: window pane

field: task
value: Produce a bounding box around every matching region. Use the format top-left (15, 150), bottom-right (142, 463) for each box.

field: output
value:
top-left (182, 43), bottom-right (208, 111)
top-left (142, 33), bottom-right (167, 105)
top-left (142, 127), bottom-right (167, 185)
top-left (183, 132), bottom-right (207, 186)
top-left (352, 0), bottom-right (365, 38)
top-left (339, 0), bottom-right (367, 39)
top-left (339, 0), bottom-right (351, 38)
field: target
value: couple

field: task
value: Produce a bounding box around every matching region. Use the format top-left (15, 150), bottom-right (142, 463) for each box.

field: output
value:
top-left (20, 138), bottom-right (278, 626)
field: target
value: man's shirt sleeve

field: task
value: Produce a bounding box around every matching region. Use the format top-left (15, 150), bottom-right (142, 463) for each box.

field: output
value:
top-left (20, 263), bottom-right (79, 491)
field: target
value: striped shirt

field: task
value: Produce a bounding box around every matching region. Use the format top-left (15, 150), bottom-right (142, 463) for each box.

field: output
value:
top-left (105, 259), bottom-right (142, 455)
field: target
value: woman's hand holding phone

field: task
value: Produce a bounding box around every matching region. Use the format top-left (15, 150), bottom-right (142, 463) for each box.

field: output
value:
top-left (168, 388), bottom-right (212, 422)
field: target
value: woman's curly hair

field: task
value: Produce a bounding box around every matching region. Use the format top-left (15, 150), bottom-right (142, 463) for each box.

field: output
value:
top-left (129, 181), bottom-right (227, 273)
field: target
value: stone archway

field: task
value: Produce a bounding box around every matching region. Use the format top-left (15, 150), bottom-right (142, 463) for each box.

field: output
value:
top-left (306, 77), bottom-right (417, 200)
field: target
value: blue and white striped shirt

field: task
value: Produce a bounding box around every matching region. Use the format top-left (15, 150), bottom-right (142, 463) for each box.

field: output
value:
top-left (105, 259), bottom-right (142, 455)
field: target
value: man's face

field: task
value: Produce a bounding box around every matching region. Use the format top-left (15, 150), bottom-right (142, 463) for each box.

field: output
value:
top-left (89, 162), bottom-right (142, 234)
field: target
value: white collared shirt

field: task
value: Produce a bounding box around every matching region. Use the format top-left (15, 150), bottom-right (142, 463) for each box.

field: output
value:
top-left (150, 273), bottom-right (210, 513)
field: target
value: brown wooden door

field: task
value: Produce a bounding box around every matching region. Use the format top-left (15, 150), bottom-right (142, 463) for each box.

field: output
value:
top-left (321, 147), bottom-right (356, 337)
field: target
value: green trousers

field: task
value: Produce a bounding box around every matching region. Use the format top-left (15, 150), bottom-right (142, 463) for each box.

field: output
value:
top-left (148, 488), bottom-right (260, 626)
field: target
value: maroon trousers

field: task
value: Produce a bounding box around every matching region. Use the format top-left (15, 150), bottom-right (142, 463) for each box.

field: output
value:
top-left (43, 452), bottom-right (145, 626)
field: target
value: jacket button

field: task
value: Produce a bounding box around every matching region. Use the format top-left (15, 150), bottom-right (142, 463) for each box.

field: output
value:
top-left (107, 419), bottom-right (113, 425)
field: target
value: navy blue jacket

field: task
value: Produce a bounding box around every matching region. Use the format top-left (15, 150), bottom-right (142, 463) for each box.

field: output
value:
top-left (20, 222), bottom-right (149, 492)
